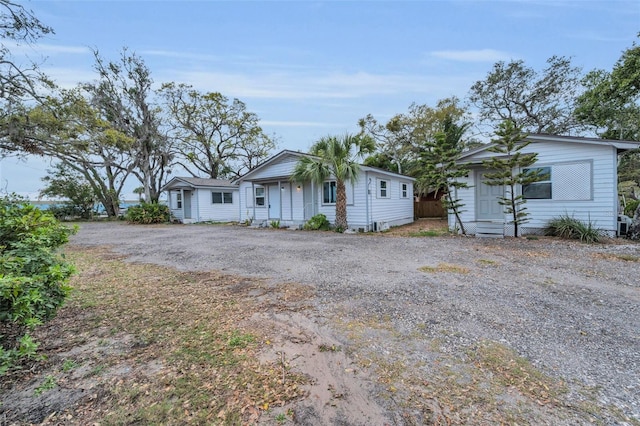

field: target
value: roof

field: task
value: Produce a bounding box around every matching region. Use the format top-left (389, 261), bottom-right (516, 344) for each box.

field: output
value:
top-left (161, 177), bottom-right (238, 191)
top-left (457, 134), bottom-right (640, 164)
top-left (236, 149), bottom-right (415, 182)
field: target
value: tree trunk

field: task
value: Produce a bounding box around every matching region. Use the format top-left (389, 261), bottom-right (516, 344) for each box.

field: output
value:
top-left (335, 180), bottom-right (348, 230)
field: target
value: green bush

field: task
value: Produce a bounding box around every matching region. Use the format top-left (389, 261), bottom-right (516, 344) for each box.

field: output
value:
top-left (544, 214), bottom-right (602, 243)
top-left (303, 213), bottom-right (331, 231)
top-left (0, 194), bottom-right (76, 374)
top-left (624, 199), bottom-right (639, 217)
top-left (125, 202), bottom-right (170, 224)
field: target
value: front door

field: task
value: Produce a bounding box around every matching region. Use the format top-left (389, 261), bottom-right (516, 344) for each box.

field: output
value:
top-left (268, 184), bottom-right (280, 219)
top-left (183, 191), bottom-right (192, 219)
top-left (476, 171), bottom-right (503, 220)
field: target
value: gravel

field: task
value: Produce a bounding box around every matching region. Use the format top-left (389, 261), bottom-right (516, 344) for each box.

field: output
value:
top-left (70, 222), bottom-right (640, 421)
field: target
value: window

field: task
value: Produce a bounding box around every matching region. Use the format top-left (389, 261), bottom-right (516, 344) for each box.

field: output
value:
top-left (401, 182), bottom-right (409, 198)
top-left (522, 167), bottom-right (551, 199)
top-left (378, 180), bottom-right (389, 198)
top-left (212, 191), bottom-right (233, 204)
top-left (255, 187), bottom-right (265, 206)
top-left (323, 181), bottom-right (337, 204)
top-left (176, 193), bottom-right (182, 208)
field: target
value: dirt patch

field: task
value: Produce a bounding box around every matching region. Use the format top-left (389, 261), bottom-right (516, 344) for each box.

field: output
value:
top-left (2, 222), bottom-right (639, 425)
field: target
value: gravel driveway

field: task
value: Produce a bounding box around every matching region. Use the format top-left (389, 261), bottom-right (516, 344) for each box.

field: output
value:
top-left (70, 222), bottom-right (640, 423)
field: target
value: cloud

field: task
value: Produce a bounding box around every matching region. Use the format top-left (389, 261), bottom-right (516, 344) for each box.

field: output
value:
top-left (140, 49), bottom-right (221, 62)
top-left (6, 42), bottom-right (90, 55)
top-left (165, 69), bottom-right (473, 101)
top-left (430, 49), bottom-right (513, 62)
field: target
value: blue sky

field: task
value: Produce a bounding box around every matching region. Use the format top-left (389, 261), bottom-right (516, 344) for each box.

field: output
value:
top-left (2, 0), bottom-right (639, 197)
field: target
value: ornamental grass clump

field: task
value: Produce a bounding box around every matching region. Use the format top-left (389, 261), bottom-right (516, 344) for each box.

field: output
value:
top-left (544, 214), bottom-right (602, 243)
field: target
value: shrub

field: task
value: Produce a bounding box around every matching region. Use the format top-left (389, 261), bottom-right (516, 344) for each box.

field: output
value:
top-left (624, 199), bottom-right (639, 217)
top-left (303, 213), bottom-right (330, 231)
top-left (125, 202), bottom-right (170, 224)
top-left (0, 194), bottom-right (76, 374)
top-left (544, 214), bottom-right (602, 243)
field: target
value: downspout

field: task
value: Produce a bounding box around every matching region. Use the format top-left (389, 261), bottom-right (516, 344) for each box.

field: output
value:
top-left (368, 175), bottom-right (373, 231)
top-left (290, 182), bottom-right (294, 221)
top-left (251, 182), bottom-right (256, 222)
top-left (278, 180), bottom-right (283, 220)
top-left (365, 172), bottom-right (370, 231)
top-left (180, 188), bottom-right (184, 220)
top-left (195, 187), bottom-right (200, 222)
top-left (311, 180), bottom-right (316, 215)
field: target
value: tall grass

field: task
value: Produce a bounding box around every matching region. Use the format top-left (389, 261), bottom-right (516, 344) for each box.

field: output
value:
top-left (544, 214), bottom-right (602, 243)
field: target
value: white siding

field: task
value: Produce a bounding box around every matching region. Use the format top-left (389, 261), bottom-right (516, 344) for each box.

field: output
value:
top-left (195, 189), bottom-right (239, 222)
top-left (245, 155), bottom-right (300, 180)
top-left (237, 151), bottom-right (414, 230)
top-left (451, 141), bottom-right (620, 235)
top-left (367, 172), bottom-right (414, 229)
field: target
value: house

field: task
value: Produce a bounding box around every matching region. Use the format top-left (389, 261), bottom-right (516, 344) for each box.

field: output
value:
top-left (235, 150), bottom-right (415, 231)
top-left (450, 134), bottom-right (640, 237)
top-left (161, 177), bottom-right (239, 223)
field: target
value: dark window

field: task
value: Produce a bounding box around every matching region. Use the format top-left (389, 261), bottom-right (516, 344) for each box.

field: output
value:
top-left (212, 191), bottom-right (233, 204)
top-left (522, 167), bottom-right (552, 199)
top-left (323, 181), bottom-right (337, 204)
top-left (255, 187), bottom-right (265, 206)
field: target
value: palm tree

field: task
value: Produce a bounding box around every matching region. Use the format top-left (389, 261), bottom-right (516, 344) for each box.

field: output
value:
top-left (291, 134), bottom-right (375, 230)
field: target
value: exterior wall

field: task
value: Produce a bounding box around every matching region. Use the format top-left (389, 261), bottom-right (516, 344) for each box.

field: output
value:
top-left (167, 188), bottom-right (239, 223)
top-left (450, 141), bottom-right (619, 236)
top-left (168, 191), bottom-right (184, 221)
top-left (239, 165), bottom-right (414, 231)
top-left (367, 172), bottom-right (414, 229)
top-left (194, 189), bottom-right (239, 222)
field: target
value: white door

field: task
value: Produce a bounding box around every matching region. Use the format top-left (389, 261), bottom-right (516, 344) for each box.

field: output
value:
top-left (476, 171), bottom-right (503, 220)
top-left (268, 184), bottom-right (280, 219)
top-left (184, 191), bottom-right (192, 219)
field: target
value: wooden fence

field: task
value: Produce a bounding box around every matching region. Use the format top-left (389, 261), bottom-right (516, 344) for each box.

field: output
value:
top-left (414, 200), bottom-right (445, 218)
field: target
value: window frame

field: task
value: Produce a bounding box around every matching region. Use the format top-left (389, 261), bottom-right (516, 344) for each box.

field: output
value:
top-left (522, 166), bottom-right (552, 200)
top-left (212, 191), bottom-right (233, 204)
top-left (378, 179), bottom-right (390, 199)
top-left (254, 187), bottom-right (265, 207)
top-left (400, 182), bottom-right (409, 199)
top-left (322, 181), bottom-right (337, 205)
top-left (176, 192), bottom-right (182, 209)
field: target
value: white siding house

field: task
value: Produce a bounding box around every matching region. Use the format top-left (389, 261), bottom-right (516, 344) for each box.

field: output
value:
top-left (450, 134), bottom-right (640, 237)
top-left (236, 150), bottom-right (415, 231)
top-left (161, 177), bottom-right (239, 223)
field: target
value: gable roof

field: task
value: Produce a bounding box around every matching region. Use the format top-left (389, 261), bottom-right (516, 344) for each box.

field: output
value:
top-left (236, 149), bottom-right (415, 182)
top-left (234, 150), bottom-right (309, 182)
top-left (161, 177), bottom-right (238, 191)
top-left (457, 134), bottom-right (640, 164)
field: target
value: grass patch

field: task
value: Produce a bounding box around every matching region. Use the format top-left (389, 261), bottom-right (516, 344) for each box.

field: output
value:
top-left (33, 375), bottom-right (57, 395)
top-left (44, 247), bottom-right (308, 424)
top-left (476, 259), bottom-right (498, 265)
top-left (408, 229), bottom-right (446, 237)
top-left (419, 262), bottom-right (470, 274)
top-left (593, 252), bottom-right (640, 262)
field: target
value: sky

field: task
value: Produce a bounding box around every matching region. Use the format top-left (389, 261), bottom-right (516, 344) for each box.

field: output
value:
top-left (1, 0), bottom-right (639, 198)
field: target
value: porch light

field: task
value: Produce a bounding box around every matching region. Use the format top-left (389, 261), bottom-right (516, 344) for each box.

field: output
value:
top-left (296, 185), bottom-right (301, 191)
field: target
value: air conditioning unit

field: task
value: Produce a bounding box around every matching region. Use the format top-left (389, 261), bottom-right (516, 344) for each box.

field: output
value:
top-left (618, 215), bottom-right (632, 236)
top-left (373, 221), bottom-right (389, 232)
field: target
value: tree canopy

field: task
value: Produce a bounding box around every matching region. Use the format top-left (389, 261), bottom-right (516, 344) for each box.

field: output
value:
top-left (291, 134), bottom-right (375, 230)
top-left (0, 0), bottom-right (54, 154)
top-left (161, 82), bottom-right (275, 179)
top-left (469, 56), bottom-right (583, 135)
